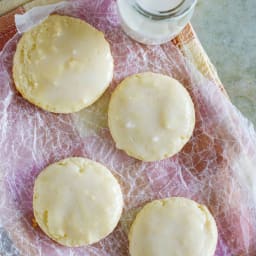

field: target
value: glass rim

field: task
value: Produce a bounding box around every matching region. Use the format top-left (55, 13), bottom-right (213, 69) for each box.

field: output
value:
top-left (132, 0), bottom-right (197, 21)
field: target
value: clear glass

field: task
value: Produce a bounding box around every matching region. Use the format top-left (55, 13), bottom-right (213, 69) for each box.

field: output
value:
top-left (117, 0), bottom-right (197, 45)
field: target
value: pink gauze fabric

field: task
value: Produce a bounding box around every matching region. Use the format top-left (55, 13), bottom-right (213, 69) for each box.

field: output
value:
top-left (0, 0), bottom-right (256, 255)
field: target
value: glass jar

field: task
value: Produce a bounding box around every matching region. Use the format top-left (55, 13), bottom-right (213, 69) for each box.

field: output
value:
top-left (117, 0), bottom-right (197, 45)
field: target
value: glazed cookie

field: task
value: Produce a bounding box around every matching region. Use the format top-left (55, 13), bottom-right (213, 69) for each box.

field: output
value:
top-left (108, 72), bottom-right (195, 161)
top-left (33, 157), bottom-right (123, 247)
top-left (13, 15), bottom-right (113, 113)
top-left (129, 197), bottom-right (218, 256)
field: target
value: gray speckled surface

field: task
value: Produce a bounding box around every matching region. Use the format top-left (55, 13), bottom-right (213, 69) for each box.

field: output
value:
top-left (0, 228), bottom-right (19, 256)
top-left (192, 0), bottom-right (256, 126)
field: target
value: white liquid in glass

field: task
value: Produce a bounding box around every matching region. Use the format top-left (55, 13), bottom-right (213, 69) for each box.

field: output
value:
top-left (137, 0), bottom-right (183, 12)
top-left (117, 0), bottom-right (196, 45)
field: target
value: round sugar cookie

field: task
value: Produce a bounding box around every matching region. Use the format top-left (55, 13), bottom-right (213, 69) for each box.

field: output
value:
top-left (129, 197), bottom-right (218, 256)
top-left (108, 72), bottom-right (195, 161)
top-left (13, 15), bottom-right (113, 113)
top-left (33, 157), bottom-right (123, 247)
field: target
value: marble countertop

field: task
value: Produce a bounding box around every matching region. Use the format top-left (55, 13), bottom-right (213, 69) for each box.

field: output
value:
top-left (192, 0), bottom-right (256, 127)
